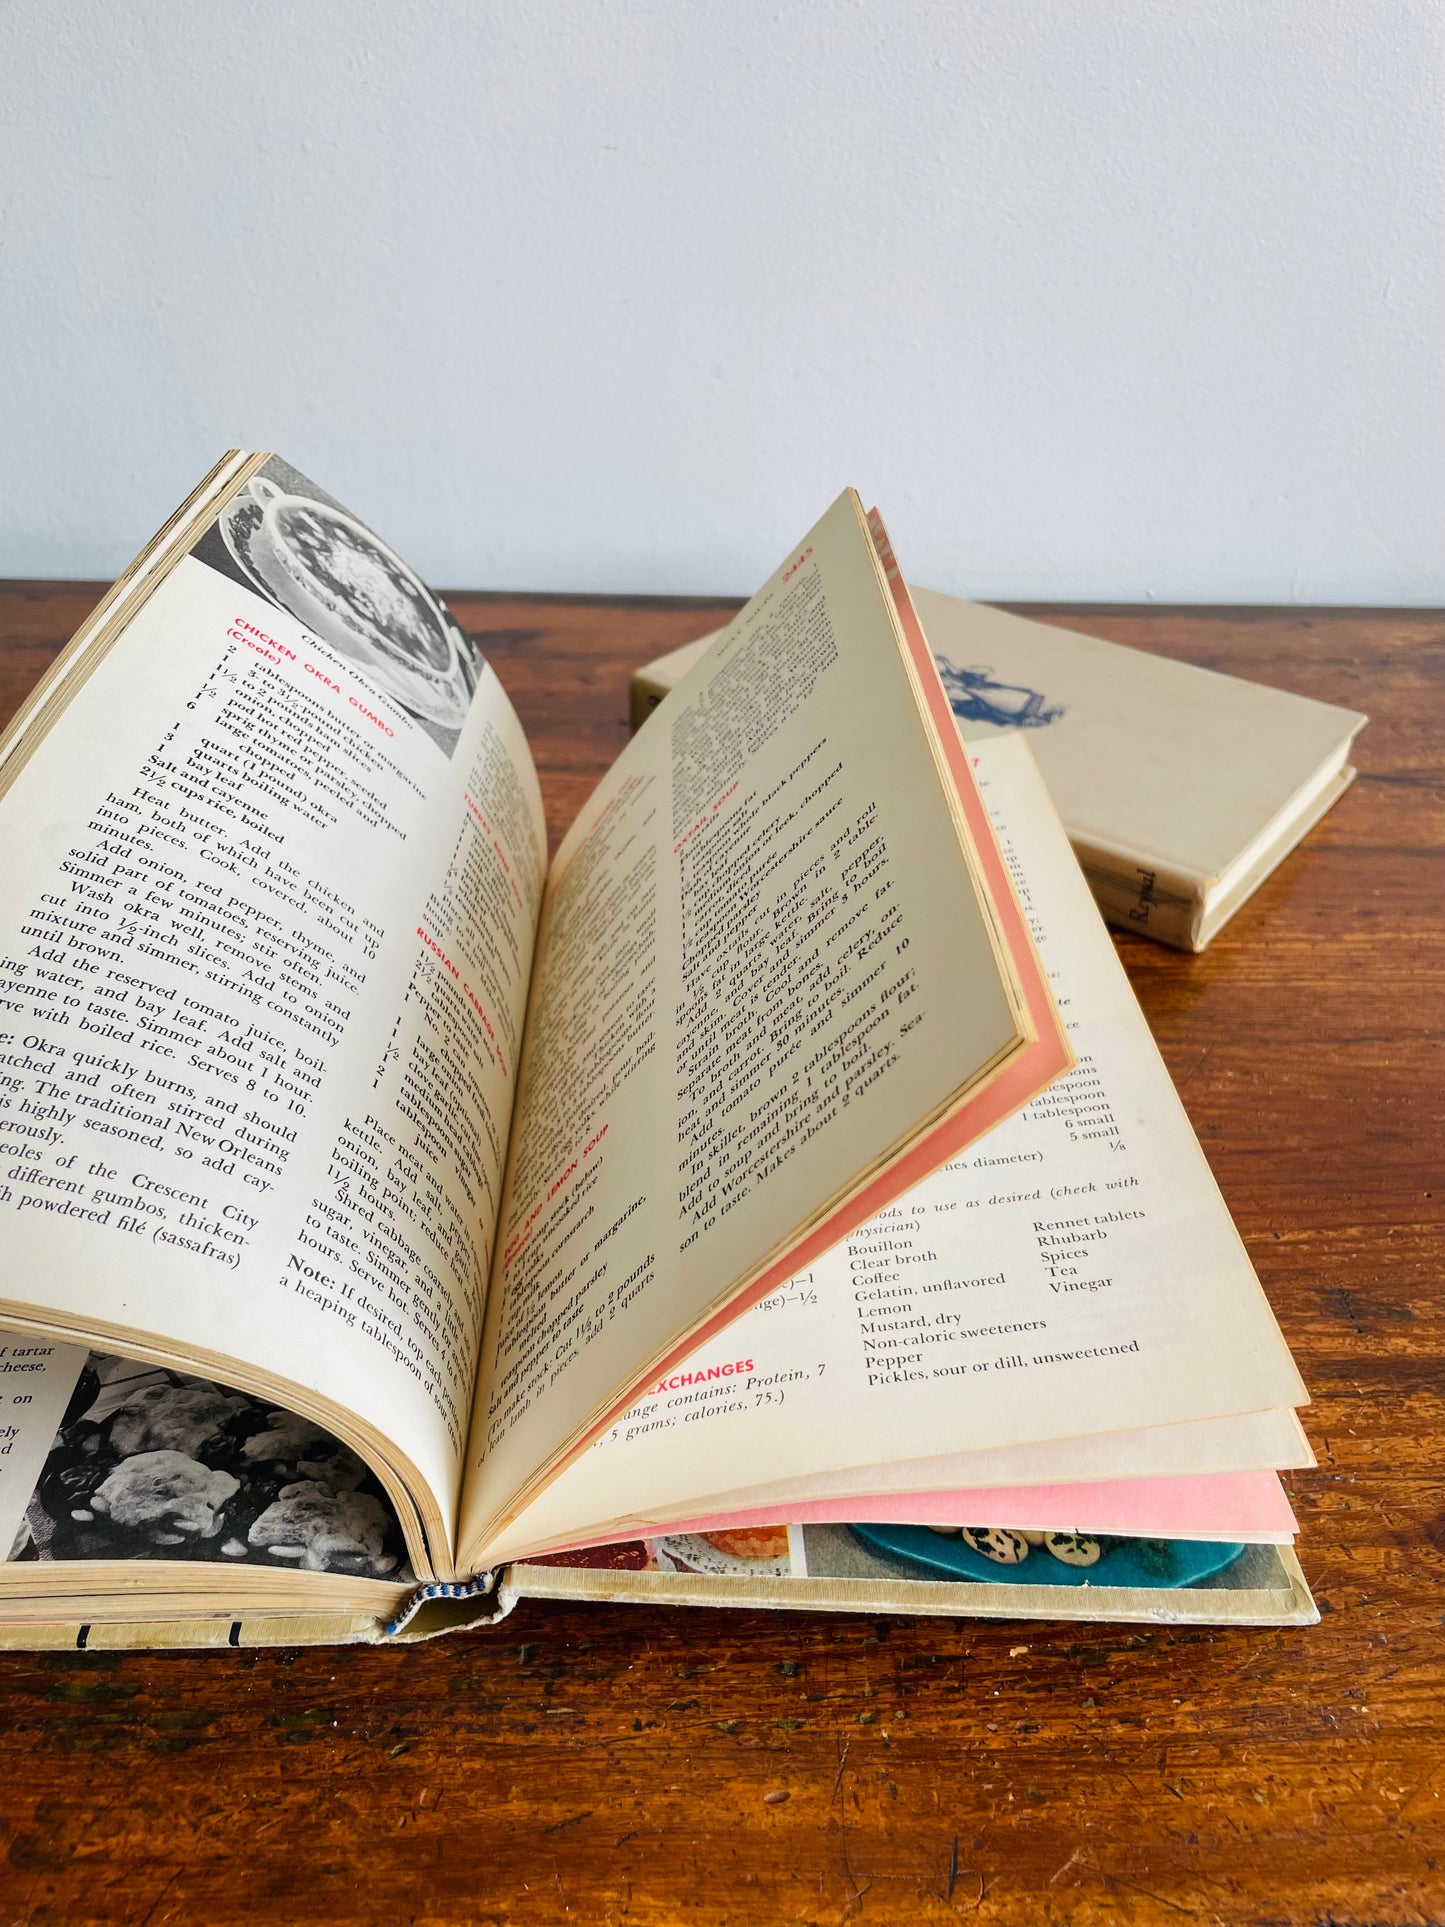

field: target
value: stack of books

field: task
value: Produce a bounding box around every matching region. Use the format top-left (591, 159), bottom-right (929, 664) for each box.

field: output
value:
top-left (0, 457), bottom-right (1361, 1648)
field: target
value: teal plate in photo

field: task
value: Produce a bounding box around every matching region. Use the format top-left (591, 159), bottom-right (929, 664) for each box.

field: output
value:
top-left (847, 1524), bottom-right (1246, 1590)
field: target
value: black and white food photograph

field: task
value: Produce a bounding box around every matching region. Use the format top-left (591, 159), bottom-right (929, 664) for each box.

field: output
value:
top-left (193, 455), bottom-right (484, 756)
top-left (13, 1353), bottom-right (411, 1581)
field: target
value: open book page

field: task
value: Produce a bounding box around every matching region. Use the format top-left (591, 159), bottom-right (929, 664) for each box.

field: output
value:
top-left (483, 734), bottom-right (1308, 1563)
top-left (489, 1406), bottom-right (1312, 1565)
top-left (0, 459), bottom-right (546, 1575)
top-left (0, 1341), bottom-right (89, 1563)
top-left (634, 1402), bottom-right (1312, 1516)
top-left (457, 492), bottom-right (1060, 1564)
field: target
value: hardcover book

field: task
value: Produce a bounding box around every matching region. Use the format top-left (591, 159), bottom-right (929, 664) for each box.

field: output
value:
top-left (630, 591), bottom-right (1366, 951)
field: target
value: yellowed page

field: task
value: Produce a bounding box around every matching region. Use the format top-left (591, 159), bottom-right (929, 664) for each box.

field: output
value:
top-left (459, 492), bottom-right (1031, 1562)
top-left (483, 735), bottom-right (1308, 1562)
top-left (628, 1405), bottom-right (1312, 1517)
top-left (0, 486), bottom-right (546, 1572)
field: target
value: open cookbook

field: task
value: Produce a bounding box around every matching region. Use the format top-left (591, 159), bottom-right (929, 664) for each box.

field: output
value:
top-left (0, 456), bottom-right (1315, 1646)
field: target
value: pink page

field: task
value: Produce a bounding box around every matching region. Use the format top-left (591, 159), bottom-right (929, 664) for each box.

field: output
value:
top-left (518, 1470), bottom-right (1298, 1560)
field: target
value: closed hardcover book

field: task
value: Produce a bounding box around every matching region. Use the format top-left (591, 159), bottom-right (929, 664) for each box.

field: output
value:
top-left (630, 589), bottom-right (1366, 951)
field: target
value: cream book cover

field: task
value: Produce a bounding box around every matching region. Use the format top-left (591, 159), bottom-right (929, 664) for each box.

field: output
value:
top-left (631, 589), bottom-right (1367, 950)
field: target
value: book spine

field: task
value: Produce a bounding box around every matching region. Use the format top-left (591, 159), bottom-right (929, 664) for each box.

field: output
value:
top-left (383, 1570), bottom-right (512, 1641)
top-left (1068, 839), bottom-right (1208, 952)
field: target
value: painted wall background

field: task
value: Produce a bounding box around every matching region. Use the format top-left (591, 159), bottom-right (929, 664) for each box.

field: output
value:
top-left (2, 1), bottom-right (1440, 602)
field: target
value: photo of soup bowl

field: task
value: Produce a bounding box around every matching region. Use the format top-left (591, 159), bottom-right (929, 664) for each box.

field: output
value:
top-left (221, 473), bottom-right (478, 731)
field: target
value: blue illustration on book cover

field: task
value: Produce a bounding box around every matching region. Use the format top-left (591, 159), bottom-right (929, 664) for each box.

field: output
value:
top-left (936, 659), bottom-right (1065, 731)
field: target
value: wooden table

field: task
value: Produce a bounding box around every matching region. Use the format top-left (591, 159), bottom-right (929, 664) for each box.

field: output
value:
top-left (0, 584), bottom-right (1440, 1925)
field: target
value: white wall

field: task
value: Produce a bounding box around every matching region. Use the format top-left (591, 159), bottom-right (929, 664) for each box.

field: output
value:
top-left (2, 1), bottom-right (1440, 602)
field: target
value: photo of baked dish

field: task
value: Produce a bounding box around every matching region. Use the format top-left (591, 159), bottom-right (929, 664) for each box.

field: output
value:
top-left (12, 1353), bottom-right (412, 1581)
top-left (192, 455), bottom-right (484, 756)
top-left (648, 1527), bottom-right (793, 1578)
top-left (526, 1530), bottom-right (797, 1578)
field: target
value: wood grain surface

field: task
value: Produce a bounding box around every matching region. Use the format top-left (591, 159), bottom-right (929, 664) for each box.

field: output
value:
top-left (0, 581), bottom-right (1440, 1926)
